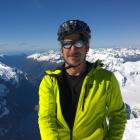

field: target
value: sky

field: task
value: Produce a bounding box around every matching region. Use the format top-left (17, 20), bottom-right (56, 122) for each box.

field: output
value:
top-left (0, 0), bottom-right (140, 54)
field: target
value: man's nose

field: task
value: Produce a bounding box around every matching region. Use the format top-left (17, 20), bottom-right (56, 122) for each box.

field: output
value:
top-left (70, 45), bottom-right (78, 51)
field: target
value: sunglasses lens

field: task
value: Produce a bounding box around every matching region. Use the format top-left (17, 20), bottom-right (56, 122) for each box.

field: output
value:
top-left (74, 40), bottom-right (84, 47)
top-left (62, 41), bottom-right (71, 48)
top-left (62, 39), bottom-right (85, 48)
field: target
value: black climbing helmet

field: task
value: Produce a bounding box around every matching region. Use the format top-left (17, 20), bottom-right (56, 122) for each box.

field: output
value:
top-left (57, 19), bottom-right (91, 41)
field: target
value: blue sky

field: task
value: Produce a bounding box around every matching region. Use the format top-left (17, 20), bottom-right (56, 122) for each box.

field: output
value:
top-left (0, 0), bottom-right (140, 54)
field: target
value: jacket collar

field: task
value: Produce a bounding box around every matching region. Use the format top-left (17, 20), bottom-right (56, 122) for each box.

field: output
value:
top-left (45, 60), bottom-right (103, 76)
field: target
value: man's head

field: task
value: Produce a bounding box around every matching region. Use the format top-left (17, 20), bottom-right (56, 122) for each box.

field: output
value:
top-left (57, 19), bottom-right (91, 67)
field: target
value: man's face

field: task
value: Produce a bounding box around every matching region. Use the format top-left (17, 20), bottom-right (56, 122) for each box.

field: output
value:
top-left (61, 34), bottom-right (89, 67)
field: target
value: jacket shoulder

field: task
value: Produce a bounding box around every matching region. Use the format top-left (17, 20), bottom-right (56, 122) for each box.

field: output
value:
top-left (91, 65), bottom-right (114, 82)
top-left (45, 69), bottom-right (62, 75)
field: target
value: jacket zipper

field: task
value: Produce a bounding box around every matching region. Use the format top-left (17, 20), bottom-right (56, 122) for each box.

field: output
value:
top-left (70, 129), bottom-right (72, 140)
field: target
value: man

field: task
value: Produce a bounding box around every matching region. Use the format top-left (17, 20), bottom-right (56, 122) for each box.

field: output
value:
top-left (38, 19), bottom-right (127, 140)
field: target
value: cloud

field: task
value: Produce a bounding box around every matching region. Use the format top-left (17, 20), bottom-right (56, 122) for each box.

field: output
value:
top-left (0, 43), bottom-right (9, 47)
top-left (0, 42), bottom-right (44, 54)
top-left (30, 44), bottom-right (40, 48)
top-left (0, 43), bottom-right (9, 50)
top-left (18, 42), bottom-right (29, 46)
top-left (17, 42), bottom-right (41, 51)
top-left (18, 42), bottom-right (40, 48)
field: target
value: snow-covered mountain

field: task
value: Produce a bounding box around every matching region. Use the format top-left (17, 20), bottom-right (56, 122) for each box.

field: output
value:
top-left (0, 61), bottom-right (39, 140)
top-left (27, 48), bottom-right (140, 62)
top-left (1, 47), bottom-right (140, 140)
top-left (27, 50), bottom-right (62, 63)
top-left (0, 62), bottom-right (27, 119)
top-left (0, 61), bottom-right (27, 85)
top-left (27, 48), bottom-right (140, 106)
top-left (27, 48), bottom-right (140, 107)
top-left (27, 47), bottom-right (140, 140)
top-left (27, 47), bottom-right (140, 112)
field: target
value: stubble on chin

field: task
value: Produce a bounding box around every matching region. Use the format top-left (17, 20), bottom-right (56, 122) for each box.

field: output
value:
top-left (64, 54), bottom-right (83, 67)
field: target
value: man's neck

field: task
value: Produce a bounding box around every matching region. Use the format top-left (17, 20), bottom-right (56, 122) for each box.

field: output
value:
top-left (65, 61), bottom-right (87, 76)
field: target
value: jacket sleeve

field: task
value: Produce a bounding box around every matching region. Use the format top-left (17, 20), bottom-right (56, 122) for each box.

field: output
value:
top-left (105, 73), bottom-right (127, 140)
top-left (38, 75), bottom-right (59, 140)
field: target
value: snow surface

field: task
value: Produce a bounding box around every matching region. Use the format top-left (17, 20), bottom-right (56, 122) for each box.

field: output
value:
top-left (27, 50), bottom-right (62, 63)
top-left (123, 118), bottom-right (140, 140)
top-left (0, 62), bottom-right (23, 85)
top-left (27, 47), bottom-right (140, 140)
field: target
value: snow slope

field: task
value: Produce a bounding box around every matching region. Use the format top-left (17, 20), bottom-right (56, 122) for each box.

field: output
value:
top-left (123, 118), bottom-right (140, 140)
top-left (0, 61), bottom-right (27, 119)
top-left (27, 50), bottom-right (62, 63)
top-left (0, 62), bottom-right (23, 84)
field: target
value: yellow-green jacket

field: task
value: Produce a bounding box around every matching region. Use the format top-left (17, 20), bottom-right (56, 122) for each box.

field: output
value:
top-left (38, 62), bottom-right (127, 140)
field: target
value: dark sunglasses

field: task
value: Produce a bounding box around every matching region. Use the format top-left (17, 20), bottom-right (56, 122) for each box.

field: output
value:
top-left (61, 39), bottom-right (86, 49)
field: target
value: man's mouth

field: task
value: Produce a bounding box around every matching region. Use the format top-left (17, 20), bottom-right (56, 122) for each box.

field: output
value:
top-left (69, 53), bottom-right (80, 57)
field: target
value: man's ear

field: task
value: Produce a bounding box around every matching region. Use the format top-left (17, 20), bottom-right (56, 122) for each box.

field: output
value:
top-left (60, 47), bottom-right (63, 55)
top-left (86, 45), bottom-right (89, 52)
